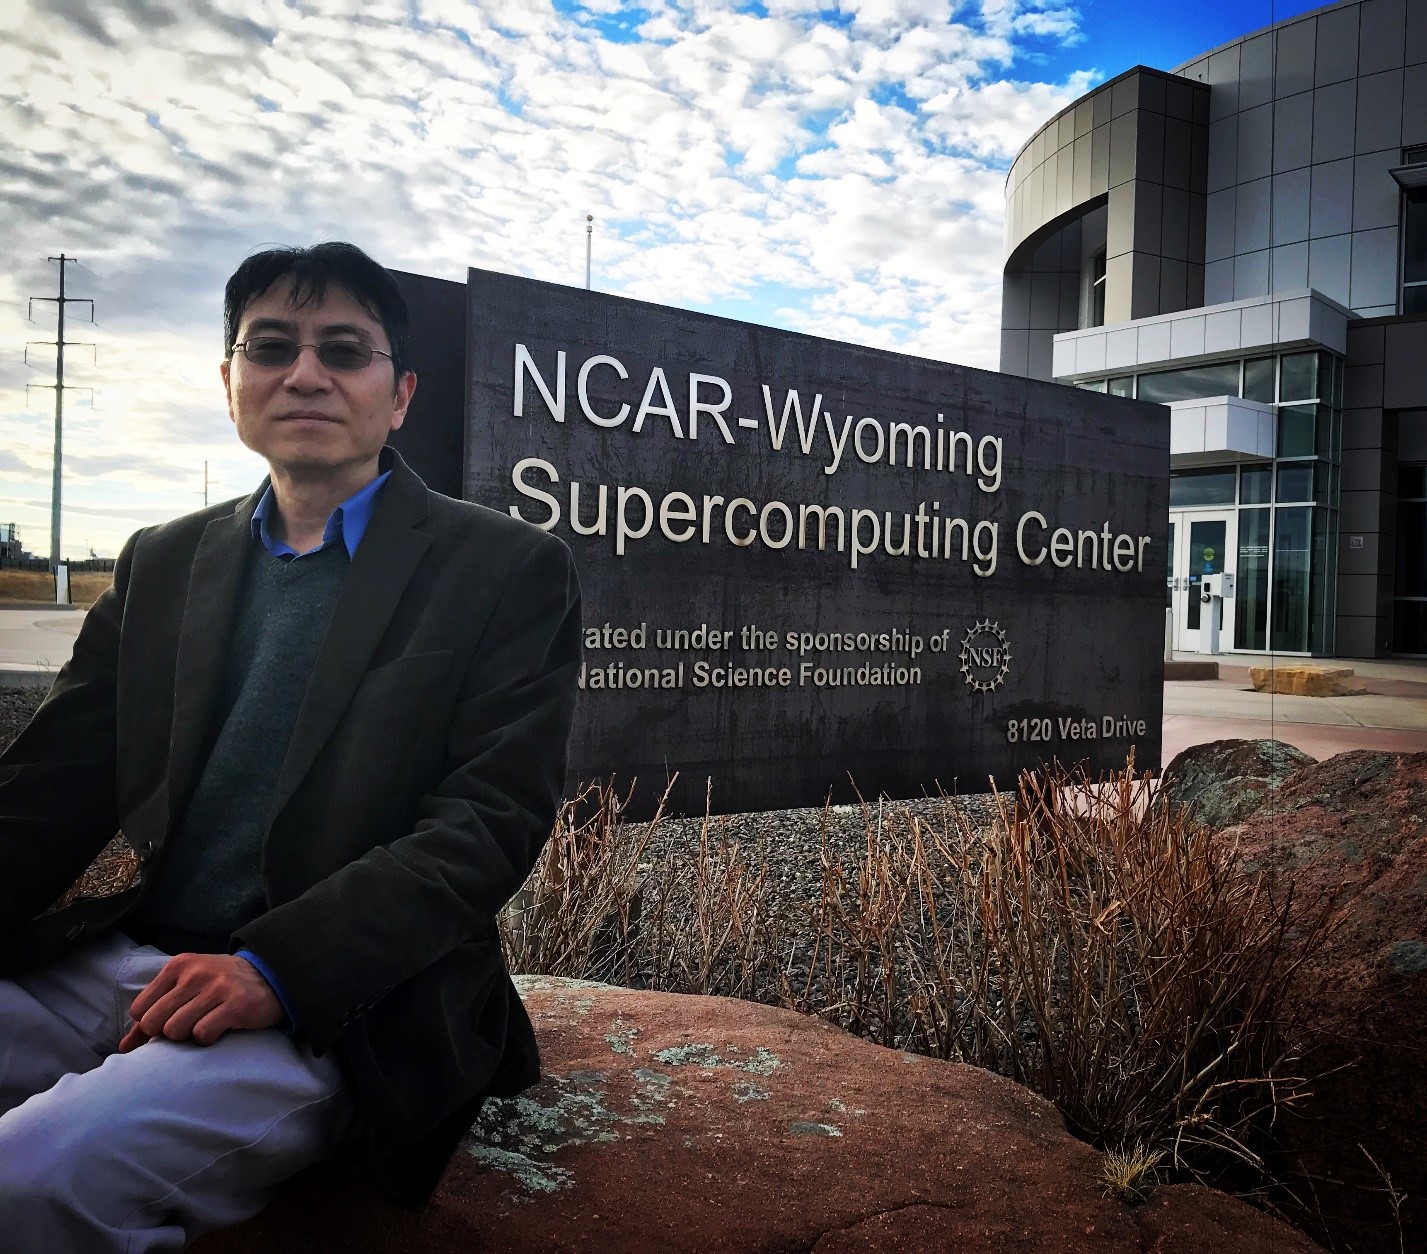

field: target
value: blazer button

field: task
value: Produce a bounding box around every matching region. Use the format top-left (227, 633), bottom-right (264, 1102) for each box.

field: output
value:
top-left (66, 922), bottom-right (87, 941)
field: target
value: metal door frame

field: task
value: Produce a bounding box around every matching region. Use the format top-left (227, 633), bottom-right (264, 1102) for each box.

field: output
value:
top-left (1170, 509), bottom-right (1237, 653)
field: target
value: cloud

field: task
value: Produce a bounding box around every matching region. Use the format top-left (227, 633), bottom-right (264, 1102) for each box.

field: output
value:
top-left (0, 0), bottom-right (1092, 557)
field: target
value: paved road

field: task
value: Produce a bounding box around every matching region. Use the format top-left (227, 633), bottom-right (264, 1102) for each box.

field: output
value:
top-left (0, 606), bottom-right (83, 675)
top-left (4, 605), bottom-right (1425, 763)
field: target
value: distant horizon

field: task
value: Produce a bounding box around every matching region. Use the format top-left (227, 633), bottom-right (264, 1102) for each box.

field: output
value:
top-left (1, 0), bottom-right (1324, 559)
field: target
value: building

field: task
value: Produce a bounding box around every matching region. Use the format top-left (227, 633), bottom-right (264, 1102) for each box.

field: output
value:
top-left (1000, 0), bottom-right (1426, 658)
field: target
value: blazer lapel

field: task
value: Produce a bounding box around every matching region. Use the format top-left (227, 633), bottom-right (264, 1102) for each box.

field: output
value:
top-left (167, 491), bottom-right (263, 830)
top-left (268, 452), bottom-right (433, 822)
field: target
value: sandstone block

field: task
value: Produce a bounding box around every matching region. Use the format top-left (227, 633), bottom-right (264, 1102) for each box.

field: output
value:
top-left (1248, 665), bottom-right (1360, 696)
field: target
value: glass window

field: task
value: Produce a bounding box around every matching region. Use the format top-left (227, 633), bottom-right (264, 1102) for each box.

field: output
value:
top-left (1240, 465), bottom-right (1272, 504)
top-left (1170, 469), bottom-right (1238, 507)
top-left (1279, 352), bottom-right (1318, 402)
top-left (1243, 357), bottom-right (1275, 403)
top-left (1091, 251), bottom-right (1107, 328)
top-left (1108, 376), bottom-right (1133, 397)
top-left (1316, 404), bottom-right (1339, 459)
top-left (1394, 500), bottom-right (1426, 598)
top-left (1394, 600), bottom-right (1427, 653)
top-left (1138, 361), bottom-right (1242, 404)
top-left (1271, 507), bottom-right (1312, 651)
top-left (1395, 464), bottom-right (1427, 651)
top-left (1077, 379), bottom-right (1108, 393)
top-left (1317, 355), bottom-right (1336, 409)
top-left (1403, 188), bottom-right (1426, 313)
top-left (1309, 507), bottom-right (1335, 654)
top-left (1278, 405), bottom-right (1317, 458)
top-left (1235, 508), bottom-right (1271, 650)
top-left (1277, 463), bottom-right (1315, 502)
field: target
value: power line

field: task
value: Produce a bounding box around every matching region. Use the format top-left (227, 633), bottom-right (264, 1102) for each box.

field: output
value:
top-left (26, 254), bottom-right (95, 569)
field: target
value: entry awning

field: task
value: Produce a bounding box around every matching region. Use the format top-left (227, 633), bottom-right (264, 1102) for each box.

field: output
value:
top-left (1168, 395), bottom-right (1275, 467)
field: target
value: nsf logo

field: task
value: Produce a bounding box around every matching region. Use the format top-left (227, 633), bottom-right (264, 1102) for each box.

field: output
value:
top-left (959, 620), bottom-right (1012, 692)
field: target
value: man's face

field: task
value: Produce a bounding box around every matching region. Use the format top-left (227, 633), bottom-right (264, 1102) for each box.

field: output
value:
top-left (221, 281), bottom-right (415, 481)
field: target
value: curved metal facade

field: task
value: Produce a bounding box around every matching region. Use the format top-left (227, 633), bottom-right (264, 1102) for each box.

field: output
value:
top-left (1000, 0), bottom-right (1427, 660)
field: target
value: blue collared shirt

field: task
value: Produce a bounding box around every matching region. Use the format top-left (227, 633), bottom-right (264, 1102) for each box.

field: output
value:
top-left (235, 468), bottom-right (392, 1031)
top-left (249, 468), bottom-right (391, 560)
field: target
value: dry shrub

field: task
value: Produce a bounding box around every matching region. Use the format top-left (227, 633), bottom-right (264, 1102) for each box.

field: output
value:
top-left (501, 760), bottom-right (1332, 1190)
top-left (499, 779), bottom-right (652, 985)
top-left (966, 764), bottom-right (1332, 1180)
top-left (500, 778), bottom-right (782, 998)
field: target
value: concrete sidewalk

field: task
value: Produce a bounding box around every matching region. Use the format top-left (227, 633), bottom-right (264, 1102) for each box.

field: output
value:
top-left (0, 604), bottom-right (84, 685)
top-left (1163, 649), bottom-right (1427, 763)
top-left (3, 604), bottom-right (1425, 764)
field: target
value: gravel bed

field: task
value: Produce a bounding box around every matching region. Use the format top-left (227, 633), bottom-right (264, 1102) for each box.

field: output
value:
top-left (1, 685), bottom-right (136, 905)
top-left (628, 792), bottom-right (1000, 919)
top-left (0, 685), bottom-right (47, 753)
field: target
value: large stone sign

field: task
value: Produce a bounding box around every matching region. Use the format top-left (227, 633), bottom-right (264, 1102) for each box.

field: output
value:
top-left (454, 269), bottom-right (1167, 816)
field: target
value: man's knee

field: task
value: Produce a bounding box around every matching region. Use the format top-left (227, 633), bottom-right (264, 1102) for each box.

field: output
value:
top-left (0, 1099), bottom-right (91, 1221)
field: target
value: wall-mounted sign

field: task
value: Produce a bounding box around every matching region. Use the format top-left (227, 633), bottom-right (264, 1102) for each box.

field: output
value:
top-left (462, 270), bottom-right (1168, 816)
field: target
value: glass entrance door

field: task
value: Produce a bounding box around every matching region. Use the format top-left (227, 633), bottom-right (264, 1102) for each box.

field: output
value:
top-left (1171, 511), bottom-right (1236, 652)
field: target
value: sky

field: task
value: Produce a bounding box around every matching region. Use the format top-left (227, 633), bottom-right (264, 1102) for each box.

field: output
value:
top-left (0, 0), bottom-right (1324, 558)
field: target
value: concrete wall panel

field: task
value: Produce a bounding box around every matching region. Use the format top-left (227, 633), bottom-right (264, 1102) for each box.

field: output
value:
top-left (1273, 167), bottom-right (1311, 244)
top-left (1316, 5), bottom-right (1361, 86)
top-left (1349, 227), bottom-right (1399, 308)
top-left (1207, 45), bottom-right (1241, 119)
top-left (1358, 0), bottom-right (1406, 75)
top-left (1403, 63), bottom-right (1427, 145)
top-left (1272, 242), bottom-right (1310, 291)
top-left (1234, 177), bottom-right (1271, 254)
top-left (1204, 258), bottom-right (1234, 304)
top-left (1353, 150), bottom-right (1401, 231)
top-left (1241, 34), bottom-right (1275, 111)
top-left (1355, 69), bottom-right (1404, 151)
top-left (1311, 157), bottom-right (1355, 237)
top-left (1308, 232), bottom-right (1353, 306)
top-left (1275, 17), bottom-right (1318, 98)
top-left (1233, 249), bottom-right (1270, 301)
top-left (1312, 80), bottom-right (1358, 163)
top-left (1384, 323), bottom-right (1427, 409)
top-left (1272, 91), bottom-right (1313, 173)
top-left (1238, 103), bottom-right (1273, 183)
top-left (1407, 0), bottom-right (1427, 65)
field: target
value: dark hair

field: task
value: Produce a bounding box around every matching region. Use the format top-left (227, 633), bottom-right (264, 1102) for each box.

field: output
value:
top-left (223, 241), bottom-right (412, 382)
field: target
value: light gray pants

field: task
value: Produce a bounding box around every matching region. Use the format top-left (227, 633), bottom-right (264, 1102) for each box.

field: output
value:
top-left (0, 930), bottom-right (353, 1253)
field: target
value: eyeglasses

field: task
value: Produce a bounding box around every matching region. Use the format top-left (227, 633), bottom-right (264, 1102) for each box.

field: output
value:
top-left (230, 337), bottom-right (392, 372)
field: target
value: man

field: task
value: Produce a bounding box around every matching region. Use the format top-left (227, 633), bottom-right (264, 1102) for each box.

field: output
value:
top-left (0, 241), bottom-right (582, 1250)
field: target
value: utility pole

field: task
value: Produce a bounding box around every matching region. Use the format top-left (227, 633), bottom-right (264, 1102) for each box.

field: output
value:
top-left (586, 214), bottom-right (593, 290)
top-left (27, 255), bottom-right (94, 570)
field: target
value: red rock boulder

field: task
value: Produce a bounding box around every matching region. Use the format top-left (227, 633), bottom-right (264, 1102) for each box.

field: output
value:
top-left (197, 979), bottom-right (1319, 1253)
top-left (1228, 750), bottom-right (1426, 1253)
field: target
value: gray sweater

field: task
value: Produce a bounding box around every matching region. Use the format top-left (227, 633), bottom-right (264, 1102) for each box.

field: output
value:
top-left (130, 540), bottom-right (348, 953)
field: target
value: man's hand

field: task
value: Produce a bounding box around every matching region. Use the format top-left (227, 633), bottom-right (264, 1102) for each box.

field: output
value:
top-left (119, 953), bottom-right (283, 1052)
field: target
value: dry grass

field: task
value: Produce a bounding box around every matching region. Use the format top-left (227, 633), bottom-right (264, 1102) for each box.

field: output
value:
top-left (1101, 1143), bottom-right (1164, 1204)
top-left (0, 568), bottom-right (112, 607)
top-left (500, 760), bottom-right (1334, 1195)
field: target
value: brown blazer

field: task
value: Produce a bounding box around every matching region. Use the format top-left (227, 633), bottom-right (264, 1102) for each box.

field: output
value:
top-left (0, 448), bottom-right (582, 1202)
